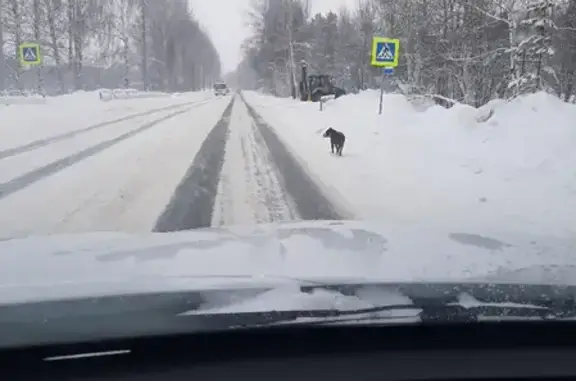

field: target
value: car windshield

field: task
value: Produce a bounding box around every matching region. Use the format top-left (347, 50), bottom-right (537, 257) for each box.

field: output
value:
top-left (0, 0), bottom-right (575, 346)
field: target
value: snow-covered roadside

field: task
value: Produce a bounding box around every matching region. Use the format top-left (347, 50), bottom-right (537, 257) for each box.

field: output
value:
top-left (243, 90), bottom-right (576, 238)
top-left (0, 97), bottom-right (230, 239)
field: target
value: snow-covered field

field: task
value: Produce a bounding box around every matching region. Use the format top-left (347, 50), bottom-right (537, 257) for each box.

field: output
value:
top-left (243, 90), bottom-right (576, 239)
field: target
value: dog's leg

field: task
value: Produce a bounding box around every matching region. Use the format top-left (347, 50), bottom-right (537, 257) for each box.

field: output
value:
top-left (331, 143), bottom-right (335, 154)
top-left (339, 141), bottom-right (344, 156)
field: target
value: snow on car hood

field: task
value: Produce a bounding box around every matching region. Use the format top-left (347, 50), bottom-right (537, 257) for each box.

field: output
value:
top-left (0, 220), bottom-right (574, 304)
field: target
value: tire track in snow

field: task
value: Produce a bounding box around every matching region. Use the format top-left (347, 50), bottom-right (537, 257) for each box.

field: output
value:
top-left (153, 97), bottom-right (235, 232)
top-left (247, 112), bottom-right (299, 222)
top-left (0, 104), bottom-right (204, 201)
top-left (240, 93), bottom-right (345, 221)
top-left (0, 98), bottom-right (210, 160)
top-left (211, 97), bottom-right (297, 226)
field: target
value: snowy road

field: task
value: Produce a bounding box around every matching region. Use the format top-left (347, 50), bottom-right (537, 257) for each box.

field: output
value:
top-left (211, 96), bottom-right (299, 227)
top-left (154, 94), bottom-right (345, 231)
top-left (0, 93), bottom-right (342, 239)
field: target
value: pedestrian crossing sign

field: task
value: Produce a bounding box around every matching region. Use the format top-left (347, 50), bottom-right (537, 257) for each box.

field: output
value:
top-left (371, 37), bottom-right (399, 68)
top-left (19, 43), bottom-right (42, 66)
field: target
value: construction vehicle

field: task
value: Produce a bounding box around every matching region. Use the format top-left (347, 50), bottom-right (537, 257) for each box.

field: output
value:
top-left (298, 63), bottom-right (346, 102)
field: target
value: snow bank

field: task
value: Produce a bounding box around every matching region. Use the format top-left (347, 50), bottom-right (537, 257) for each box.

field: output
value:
top-left (0, 90), bottom-right (47, 105)
top-left (243, 90), bottom-right (576, 238)
top-left (98, 88), bottom-right (173, 101)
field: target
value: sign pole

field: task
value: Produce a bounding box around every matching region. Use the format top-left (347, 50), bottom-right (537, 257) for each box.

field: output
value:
top-left (379, 67), bottom-right (395, 115)
top-left (18, 42), bottom-right (43, 95)
top-left (370, 37), bottom-right (400, 115)
top-left (379, 75), bottom-right (384, 115)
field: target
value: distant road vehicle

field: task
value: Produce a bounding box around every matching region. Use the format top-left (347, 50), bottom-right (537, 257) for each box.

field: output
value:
top-left (213, 82), bottom-right (230, 96)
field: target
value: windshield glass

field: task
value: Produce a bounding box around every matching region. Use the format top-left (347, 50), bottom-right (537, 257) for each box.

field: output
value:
top-left (0, 0), bottom-right (575, 344)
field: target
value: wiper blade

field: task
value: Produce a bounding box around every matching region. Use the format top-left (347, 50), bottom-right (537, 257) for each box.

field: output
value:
top-left (189, 301), bottom-right (564, 329)
top-left (183, 282), bottom-right (576, 329)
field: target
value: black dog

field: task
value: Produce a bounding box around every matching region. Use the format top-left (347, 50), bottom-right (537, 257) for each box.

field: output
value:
top-left (323, 127), bottom-right (345, 156)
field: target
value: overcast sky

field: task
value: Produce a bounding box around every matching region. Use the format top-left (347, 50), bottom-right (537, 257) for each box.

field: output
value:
top-left (188, 0), bottom-right (356, 74)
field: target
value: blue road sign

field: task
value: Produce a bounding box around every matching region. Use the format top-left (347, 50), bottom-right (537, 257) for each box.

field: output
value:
top-left (383, 67), bottom-right (395, 75)
top-left (19, 43), bottom-right (42, 65)
top-left (23, 47), bottom-right (37, 62)
top-left (371, 37), bottom-right (400, 68)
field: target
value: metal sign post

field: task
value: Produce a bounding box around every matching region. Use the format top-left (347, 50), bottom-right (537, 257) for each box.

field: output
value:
top-left (19, 42), bottom-right (43, 95)
top-left (379, 67), bottom-right (395, 115)
top-left (370, 37), bottom-right (400, 115)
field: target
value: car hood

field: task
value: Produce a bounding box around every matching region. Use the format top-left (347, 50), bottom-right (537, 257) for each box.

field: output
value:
top-left (0, 220), bottom-right (575, 304)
